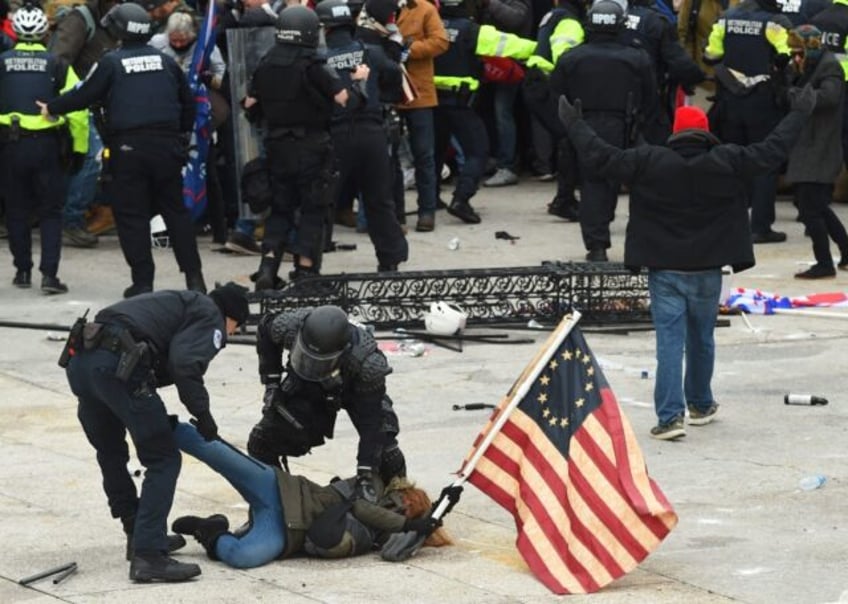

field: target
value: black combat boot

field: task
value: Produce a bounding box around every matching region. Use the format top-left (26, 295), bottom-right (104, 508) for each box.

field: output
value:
top-left (172, 514), bottom-right (230, 560)
top-left (185, 270), bottom-right (207, 294)
top-left (129, 552), bottom-right (201, 583)
top-left (446, 197), bottom-right (481, 224)
top-left (123, 515), bottom-right (187, 561)
top-left (254, 256), bottom-right (279, 291)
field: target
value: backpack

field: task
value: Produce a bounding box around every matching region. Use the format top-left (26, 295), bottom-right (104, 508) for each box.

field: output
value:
top-left (47, 0), bottom-right (96, 42)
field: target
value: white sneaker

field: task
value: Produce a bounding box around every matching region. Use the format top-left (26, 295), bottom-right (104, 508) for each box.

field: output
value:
top-left (484, 168), bottom-right (518, 187)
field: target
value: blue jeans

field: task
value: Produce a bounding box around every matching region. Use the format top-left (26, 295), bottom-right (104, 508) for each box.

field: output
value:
top-left (402, 108), bottom-right (437, 216)
top-left (63, 117), bottom-right (103, 229)
top-left (174, 422), bottom-right (286, 568)
top-left (648, 269), bottom-right (722, 425)
top-left (493, 82), bottom-right (520, 170)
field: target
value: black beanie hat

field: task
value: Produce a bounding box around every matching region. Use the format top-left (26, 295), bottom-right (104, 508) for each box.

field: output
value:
top-left (209, 282), bottom-right (250, 326)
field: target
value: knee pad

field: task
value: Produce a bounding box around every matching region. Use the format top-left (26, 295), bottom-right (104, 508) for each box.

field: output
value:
top-left (379, 444), bottom-right (406, 485)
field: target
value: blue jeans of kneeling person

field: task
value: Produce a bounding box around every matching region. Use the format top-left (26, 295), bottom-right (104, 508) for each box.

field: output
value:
top-left (174, 422), bottom-right (285, 568)
top-left (648, 269), bottom-right (722, 426)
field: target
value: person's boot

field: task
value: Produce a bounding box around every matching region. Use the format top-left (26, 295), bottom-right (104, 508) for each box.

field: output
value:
top-left (172, 514), bottom-right (230, 560)
top-left (123, 515), bottom-right (187, 561)
top-left (254, 256), bottom-right (279, 291)
top-left (185, 270), bottom-right (207, 294)
top-left (129, 552), bottom-right (201, 583)
top-left (547, 196), bottom-right (579, 222)
top-left (446, 197), bottom-right (481, 224)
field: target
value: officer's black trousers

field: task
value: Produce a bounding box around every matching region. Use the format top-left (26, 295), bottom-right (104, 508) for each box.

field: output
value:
top-left (1, 134), bottom-right (66, 277)
top-left (264, 134), bottom-right (333, 270)
top-left (331, 121), bottom-right (408, 268)
top-left (106, 133), bottom-right (202, 288)
top-left (714, 87), bottom-right (783, 235)
top-left (434, 104), bottom-right (489, 205)
top-left (67, 348), bottom-right (180, 554)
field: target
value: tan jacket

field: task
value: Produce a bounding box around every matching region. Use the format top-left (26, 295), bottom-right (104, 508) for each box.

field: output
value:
top-left (397, 0), bottom-right (449, 110)
top-left (677, 0), bottom-right (739, 87)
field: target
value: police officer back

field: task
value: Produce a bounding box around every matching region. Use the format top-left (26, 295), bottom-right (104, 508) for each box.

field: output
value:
top-left (812, 0), bottom-right (848, 165)
top-left (1, 3), bottom-right (88, 294)
top-left (318, 0), bottom-right (409, 273)
top-left (65, 282), bottom-right (249, 582)
top-left (246, 5), bottom-right (368, 289)
top-left (41, 1), bottom-right (206, 299)
top-left (703, 0), bottom-right (792, 243)
top-left (619, 0), bottom-right (705, 142)
top-left (550, 0), bottom-right (655, 262)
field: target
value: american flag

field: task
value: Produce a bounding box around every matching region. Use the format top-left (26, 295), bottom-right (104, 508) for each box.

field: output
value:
top-left (459, 314), bottom-right (678, 594)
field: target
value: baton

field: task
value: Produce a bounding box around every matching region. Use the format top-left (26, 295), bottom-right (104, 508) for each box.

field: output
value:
top-left (19, 561), bottom-right (77, 586)
top-left (52, 563), bottom-right (78, 584)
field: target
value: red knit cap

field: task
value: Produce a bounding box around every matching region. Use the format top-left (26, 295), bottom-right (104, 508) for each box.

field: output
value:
top-left (672, 106), bottom-right (709, 134)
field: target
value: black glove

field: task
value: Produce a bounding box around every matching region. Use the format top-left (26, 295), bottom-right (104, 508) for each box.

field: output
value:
top-left (385, 39), bottom-right (404, 63)
top-left (262, 382), bottom-right (281, 412)
top-left (774, 52), bottom-right (791, 70)
top-left (70, 152), bottom-right (86, 174)
top-left (788, 84), bottom-right (816, 116)
top-left (431, 484), bottom-right (463, 516)
top-left (355, 466), bottom-right (378, 504)
top-left (191, 412), bottom-right (218, 441)
top-left (403, 514), bottom-right (441, 536)
top-left (558, 95), bottom-right (582, 128)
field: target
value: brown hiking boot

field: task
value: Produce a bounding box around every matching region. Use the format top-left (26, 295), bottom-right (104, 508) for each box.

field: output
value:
top-left (87, 205), bottom-right (116, 236)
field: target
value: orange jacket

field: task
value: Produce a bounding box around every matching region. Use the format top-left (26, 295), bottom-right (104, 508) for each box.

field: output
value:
top-left (397, 0), bottom-right (449, 110)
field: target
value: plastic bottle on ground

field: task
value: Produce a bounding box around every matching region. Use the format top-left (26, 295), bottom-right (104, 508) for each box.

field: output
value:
top-left (798, 474), bottom-right (827, 491)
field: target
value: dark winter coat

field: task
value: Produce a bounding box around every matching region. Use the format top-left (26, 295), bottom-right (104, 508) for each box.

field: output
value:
top-left (563, 109), bottom-right (807, 272)
top-left (274, 473), bottom-right (406, 557)
top-left (784, 51), bottom-right (845, 184)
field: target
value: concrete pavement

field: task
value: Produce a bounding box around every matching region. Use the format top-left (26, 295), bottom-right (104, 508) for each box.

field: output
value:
top-left (1, 181), bottom-right (847, 603)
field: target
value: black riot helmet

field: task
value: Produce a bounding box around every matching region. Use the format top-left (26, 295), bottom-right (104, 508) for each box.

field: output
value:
top-left (585, 0), bottom-right (625, 34)
top-left (290, 306), bottom-right (352, 381)
top-left (275, 5), bottom-right (321, 47)
top-left (316, 0), bottom-right (354, 28)
top-left (101, 2), bottom-right (154, 43)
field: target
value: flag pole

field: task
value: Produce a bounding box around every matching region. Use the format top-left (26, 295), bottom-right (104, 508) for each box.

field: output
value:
top-left (432, 310), bottom-right (582, 519)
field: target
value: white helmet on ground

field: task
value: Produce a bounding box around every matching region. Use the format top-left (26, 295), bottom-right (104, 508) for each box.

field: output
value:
top-left (13, 5), bottom-right (49, 41)
top-left (423, 302), bottom-right (468, 336)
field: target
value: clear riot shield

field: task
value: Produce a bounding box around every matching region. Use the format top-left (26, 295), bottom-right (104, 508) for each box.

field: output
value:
top-left (227, 26), bottom-right (276, 219)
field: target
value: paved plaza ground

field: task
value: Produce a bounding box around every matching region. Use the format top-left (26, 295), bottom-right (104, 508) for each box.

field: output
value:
top-left (1, 181), bottom-right (847, 603)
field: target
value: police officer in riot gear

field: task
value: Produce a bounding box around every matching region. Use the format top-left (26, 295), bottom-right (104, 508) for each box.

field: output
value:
top-left (433, 0), bottom-right (536, 225)
top-left (40, 1), bottom-right (206, 299)
top-left (551, 0), bottom-right (655, 262)
top-left (703, 0), bottom-right (793, 244)
top-left (246, 5), bottom-right (369, 289)
top-left (65, 283), bottom-right (249, 582)
top-left (248, 305), bottom-right (407, 504)
top-left (1, 3), bottom-right (89, 294)
top-left (318, 0), bottom-right (409, 273)
top-left (619, 0), bottom-right (705, 142)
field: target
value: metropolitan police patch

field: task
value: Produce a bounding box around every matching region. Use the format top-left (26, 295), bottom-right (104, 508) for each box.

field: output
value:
top-left (213, 329), bottom-right (223, 350)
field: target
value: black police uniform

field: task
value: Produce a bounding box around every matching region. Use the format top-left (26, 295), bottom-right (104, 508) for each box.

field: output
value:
top-left (813, 1), bottom-right (848, 165)
top-left (325, 25), bottom-right (409, 271)
top-left (620, 1), bottom-right (705, 143)
top-left (0, 41), bottom-right (84, 288)
top-left (551, 31), bottom-right (655, 256)
top-left (248, 308), bottom-right (406, 486)
top-left (66, 290), bottom-right (226, 557)
top-left (248, 42), bottom-right (344, 279)
top-left (46, 42), bottom-right (202, 296)
top-left (705, 0), bottom-right (792, 238)
top-left (522, 2), bottom-right (584, 218)
top-left (433, 14), bottom-right (491, 223)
